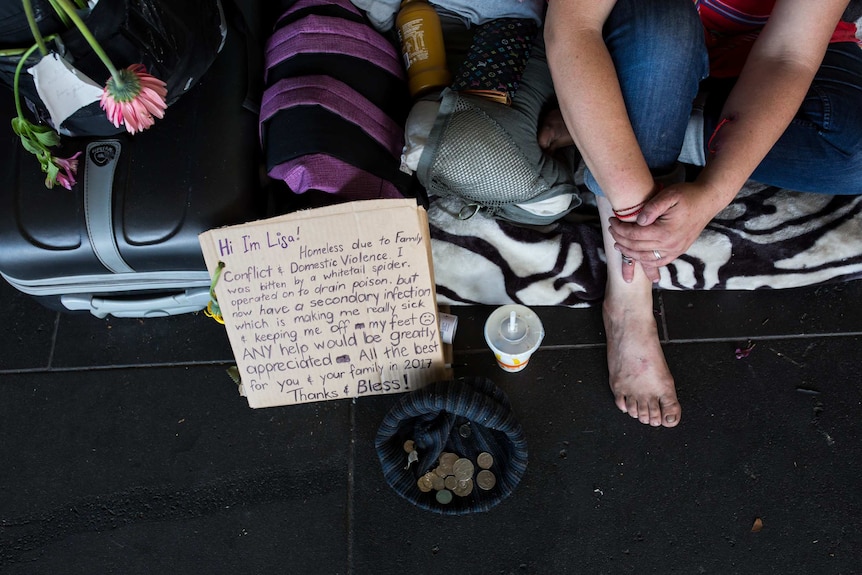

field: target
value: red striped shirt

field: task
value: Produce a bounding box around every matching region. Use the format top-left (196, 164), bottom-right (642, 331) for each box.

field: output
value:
top-left (695, 0), bottom-right (859, 77)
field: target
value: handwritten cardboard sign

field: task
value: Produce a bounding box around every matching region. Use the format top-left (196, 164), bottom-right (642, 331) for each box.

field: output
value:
top-left (199, 199), bottom-right (449, 408)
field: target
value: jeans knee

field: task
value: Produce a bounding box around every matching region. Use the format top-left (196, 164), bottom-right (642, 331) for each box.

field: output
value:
top-left (606, 0), bottom-right (705, 58)
top-left (605, 0), bottom-right (708, 99)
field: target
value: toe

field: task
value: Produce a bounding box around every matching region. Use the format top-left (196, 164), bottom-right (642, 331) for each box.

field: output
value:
top-left (637, 400), bottom-right (651, 425)
top-left (660, 397), bottom-right (682, 428)
top-left (648, 399), bottom-right (663, 427)
top-left (625, 395), bottom-right (639, 418)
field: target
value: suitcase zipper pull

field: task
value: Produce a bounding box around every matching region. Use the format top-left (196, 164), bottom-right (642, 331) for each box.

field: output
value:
top-left (204, 261), bottom-right (226, 324)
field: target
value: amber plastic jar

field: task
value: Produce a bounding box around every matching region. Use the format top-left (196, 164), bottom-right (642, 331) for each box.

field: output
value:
top-left (396, 0), bottom-right (451, 97)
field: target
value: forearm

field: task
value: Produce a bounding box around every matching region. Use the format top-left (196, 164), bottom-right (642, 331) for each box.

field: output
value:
top-left (544, 1), bottom-right (654, 210)
top-left (695, 59), bottom-right (820, 214)
top-left (695, 0), bottom-right (847, 212)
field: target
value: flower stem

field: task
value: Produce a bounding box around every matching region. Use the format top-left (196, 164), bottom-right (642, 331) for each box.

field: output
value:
top-left (22, 0), bottom-right (48, 56)
top-left (13, 43), bottom-right (41, 120)
top-left (45, 0), bottom-right (73, 28)
top-left (52, 0), bottom-right (122, 85)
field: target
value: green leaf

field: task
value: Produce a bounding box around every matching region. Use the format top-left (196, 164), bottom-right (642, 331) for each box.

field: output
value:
top-left (30, 125), bottom-right (60, 147)
top-left (226, 366), bottom-right (241, 385)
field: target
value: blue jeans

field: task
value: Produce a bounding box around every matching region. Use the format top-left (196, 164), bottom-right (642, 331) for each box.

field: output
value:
top-left (586, 0), bottom-right (862, 196)
top-left (704, 42), bottom-right (862, 195)
top-left (583, 0), bottom-right (708, 195)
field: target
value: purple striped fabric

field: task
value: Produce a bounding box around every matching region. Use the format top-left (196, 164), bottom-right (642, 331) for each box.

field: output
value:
top-left (265, 14), bottom-right (403, 82)
top-left (270, 154), bottom-right (404, 199)
top-left (260, 75), bottom-right (402, 155)
top-left (279, 0), bottom-right (362, 21)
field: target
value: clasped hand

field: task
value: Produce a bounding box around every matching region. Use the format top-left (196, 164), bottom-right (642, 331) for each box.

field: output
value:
top-left (609, 182), bottom-right (715, 283)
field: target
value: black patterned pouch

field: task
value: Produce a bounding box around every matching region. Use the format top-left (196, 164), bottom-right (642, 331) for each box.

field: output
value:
top-left (450, 18), bottom-right (538, 105)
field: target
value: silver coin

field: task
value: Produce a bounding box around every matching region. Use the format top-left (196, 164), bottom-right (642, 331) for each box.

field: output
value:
top-left (453, 478), bottom-right (473, 497)
top-left (476, 469), bottom-right (496, 491)
top-left (476, 452), bottom-right (494, 469)
top-left (403, 439), bottom-right (415, 453)
top-left (459, 423), bottom-right (472, 438)
top-left (452, 458), bottom-right (475, 481)
top-left (436, 489), bottom-right (453, 504)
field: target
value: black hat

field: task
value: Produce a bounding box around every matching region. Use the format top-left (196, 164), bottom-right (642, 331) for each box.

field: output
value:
top-left (375, 376), bottom-right (528, 515)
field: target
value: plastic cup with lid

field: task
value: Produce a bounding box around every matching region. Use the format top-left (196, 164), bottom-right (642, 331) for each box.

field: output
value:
top-left (483, 305), bottom-right (544, 372)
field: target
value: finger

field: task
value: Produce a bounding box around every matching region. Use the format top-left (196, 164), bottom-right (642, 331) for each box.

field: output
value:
top-left (644, 248), bottom-right (666, 265)
top-left (619, 252), bottom-right (636, 283)
top-left (642, 251), bottom-right (666, 282)
top-left (622, 250), bottom-right (663, 283)
top-left (609, 220), bottom-right (663, 245)
top-left (622, 258), bottom-right (635, 283)
top-left (609, 223), bottom-right (642, 247)
top-left (637, 189), bottom-right (679, 226)
top-left (612, 241), bottom-right (665, 264)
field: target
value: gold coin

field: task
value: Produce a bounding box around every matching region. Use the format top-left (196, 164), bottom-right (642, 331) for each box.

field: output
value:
top-left (440, 452), bottom-right (459, 468)
top-left (476, 469), bottom-right (496, 491)
top-left (417, 474), bottom-right (434, 493)
top-left (476, 452), bottom-right (494, 469)
top-left (436, 489), bottom-right (453, 504)
top-left (403, 439), bottom-right (415, 453)
top-left (430, 474), bottom-right (445, 491)
top-left (444, 475), bottom-right (457, 490)
top-left (453, 478), bottom-right (473, 497)
top-left (437, 456), bottom-right (455, 476)
top-left (434, 465), bottom-right (449, 478)
top-left (452, 458), bottom-right (475, 481)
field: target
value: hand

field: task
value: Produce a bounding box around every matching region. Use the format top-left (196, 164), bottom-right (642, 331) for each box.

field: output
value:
top-left (610, 182), bottom-right (717, 282)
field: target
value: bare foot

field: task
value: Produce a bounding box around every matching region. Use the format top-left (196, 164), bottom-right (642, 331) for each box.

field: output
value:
top-left (602, 297), bottom-right (681, 428)
top-left (538, 108), bottom-right (575, 151)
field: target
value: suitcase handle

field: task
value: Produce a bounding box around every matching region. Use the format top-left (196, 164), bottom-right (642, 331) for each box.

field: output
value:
top-left (61, 288), bottom-right (212, 318)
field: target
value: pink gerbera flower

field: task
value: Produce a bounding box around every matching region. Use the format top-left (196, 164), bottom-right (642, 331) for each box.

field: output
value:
top-left (100, 64), bottom-right (167, 134)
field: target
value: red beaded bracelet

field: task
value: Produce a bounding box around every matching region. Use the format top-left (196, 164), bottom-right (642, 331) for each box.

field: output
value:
top-left (613, 206), bottom-right (645, 220)
top-left (612, 200), bottom-right (646, 218)
top-left (612, 182), bottom-right (665, 220)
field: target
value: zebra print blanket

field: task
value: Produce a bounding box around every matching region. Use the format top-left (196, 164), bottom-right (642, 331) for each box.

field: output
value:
top-left (429, 182), bottom-right (862, 307)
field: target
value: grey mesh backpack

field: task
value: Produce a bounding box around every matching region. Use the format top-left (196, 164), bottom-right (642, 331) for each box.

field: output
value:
top-left (417, 88), bottom-right (581, 226)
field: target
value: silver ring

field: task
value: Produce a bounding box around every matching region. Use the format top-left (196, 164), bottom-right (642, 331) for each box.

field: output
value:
top-left (653, 250), bottom-right (662, 261)
top-left (621, 255), bottom-right (634, 266)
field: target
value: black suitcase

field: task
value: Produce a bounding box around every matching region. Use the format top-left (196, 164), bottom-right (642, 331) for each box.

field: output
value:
top-left (0, 6), bottom-right (268, 318)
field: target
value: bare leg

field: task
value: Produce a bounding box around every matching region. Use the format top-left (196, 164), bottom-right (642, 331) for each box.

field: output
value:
top-left (597, 196), bottom-right (681, 427)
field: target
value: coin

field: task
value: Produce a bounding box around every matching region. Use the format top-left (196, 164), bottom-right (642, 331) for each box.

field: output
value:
top-left (403, 439), bottom-right (415, 453)
top-left (476, 452), bottom-right (494, 469)
top-left (476, 469), bottom-right (496, 491)
top-left (436, 489), bottom-right (453, 504)
top-left (437, 454), bottom-right (456, 476)
top-left (453, 478), bottom-right (473, 497)
top-left (444, 475), bottom-right (458, 490)
top-left (459, 423), bottom-right (472, 438)
top-left (430, 474), bottom-right (445, 491)
top-left (434, 465), bottom-right (450, 478)
top-left (417, 473), bottom-right (434, 493)
top-left (452, 458), bottom-right (475, 481)
top-left (440, 452), bottom-right (459, 468)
